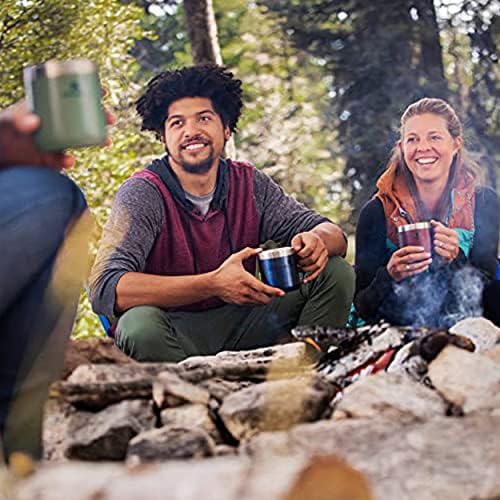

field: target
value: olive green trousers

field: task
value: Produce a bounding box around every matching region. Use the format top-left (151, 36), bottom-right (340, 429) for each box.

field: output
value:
top-left (115, 256), bottom-right (354, 362)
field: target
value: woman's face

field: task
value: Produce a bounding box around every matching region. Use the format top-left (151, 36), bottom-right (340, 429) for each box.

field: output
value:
top-left (401, 113), bottom-right (462, 187)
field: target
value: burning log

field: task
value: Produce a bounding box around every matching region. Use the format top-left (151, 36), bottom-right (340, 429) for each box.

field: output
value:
top-left (292, 322), bottom-right (480, 388)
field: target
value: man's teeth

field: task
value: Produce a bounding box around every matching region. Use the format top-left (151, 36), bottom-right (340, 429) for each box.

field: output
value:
top-left (185, 143), bottom-right (205, 151)
top-left (416, 158), bottom-right (437, 165)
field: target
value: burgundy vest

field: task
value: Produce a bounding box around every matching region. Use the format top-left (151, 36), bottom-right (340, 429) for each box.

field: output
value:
top-left (133, 159), bottom-right (260, 311)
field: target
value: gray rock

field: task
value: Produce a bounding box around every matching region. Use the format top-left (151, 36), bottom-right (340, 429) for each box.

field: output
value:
top-left (43, 398), bottom-right (76, 462)
top-left (11, 454), bottom-right (372, 500)
top-left (64, 400), bottom-right (152, 460)
top-left (214, 444), bottom-right (238, 456)
top-left (219, 375), bottom-right (335, 441)
top-left (198, 378), bottom-right (253, 402)
top-left (246, 415), bottom-right (500, 500)
top-left (428, 345), bottom-right (500, 414)
top-left (485, 345), bottom-right (500, 365)
top-left (153, 371), bottom-right (210, 408)
top-left (332, 372), bottom-right (446, 422)
top-left (450, 316), bottom-right (500, 352)
top-left (58, 362), bottom-right (178, 410)
top-left (126, 426), bottom-right (216, 463)
top-left (160, 403), bottom-right (219, 442)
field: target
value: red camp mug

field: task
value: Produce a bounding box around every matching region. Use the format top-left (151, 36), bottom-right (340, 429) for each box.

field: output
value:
top-left (397, 222), bottom-right (432, 253)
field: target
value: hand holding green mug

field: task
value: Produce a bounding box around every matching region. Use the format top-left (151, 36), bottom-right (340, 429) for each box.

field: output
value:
top-left (23, 58), bottom-right (107, 151)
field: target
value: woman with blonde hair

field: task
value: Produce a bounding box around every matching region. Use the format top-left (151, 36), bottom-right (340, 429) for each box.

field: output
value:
top-left (354, 97), bottom-right (499, 327)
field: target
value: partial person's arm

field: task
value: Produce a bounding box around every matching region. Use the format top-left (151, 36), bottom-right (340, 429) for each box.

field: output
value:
top-left (466, 187), bottom-right (499, 279)
top-left (353, 199), bottom-right (394, 321)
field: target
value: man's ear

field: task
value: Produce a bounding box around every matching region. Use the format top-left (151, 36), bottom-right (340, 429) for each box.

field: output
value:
top-left (224, 127), bottom-right (231, 142)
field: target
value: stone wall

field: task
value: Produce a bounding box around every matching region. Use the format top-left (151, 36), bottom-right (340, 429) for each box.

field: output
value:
top-left (3, 318), bottom-right (500, 500)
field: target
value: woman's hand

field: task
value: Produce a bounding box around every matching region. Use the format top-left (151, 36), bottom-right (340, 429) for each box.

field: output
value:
top-left (386, 246), bottom-right (432, 282)
top-left (431, 220), bottom-right (459, 264)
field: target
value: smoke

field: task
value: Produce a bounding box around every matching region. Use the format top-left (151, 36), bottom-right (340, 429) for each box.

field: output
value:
top-left (390, 265), bottom-right (485, 329)
top-left (441, 266), bottom-right (485, 327)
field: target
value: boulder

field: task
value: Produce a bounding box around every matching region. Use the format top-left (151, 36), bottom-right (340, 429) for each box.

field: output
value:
top-left (246, 414), bottom-right (500, 500)
top-left (152, 371), bottom-right (210, 409)
top-left (126, 426), bottom-right (216, 463)
top-left (332, 372), bottom-right (446, 422)
top-left (160, 403), bottom-right (219, 442)
top-left (57, 363), bottom-right (177, 410)
top-left (198, 378), bottom-right (253, 402)
top-left (449, 316), bottom-right (500, 352)
top-left (10, 454), bottom-right (372, 500)
top-left (484, 344), bottom-right (500, 365)
top-left (219, 375), bottom-right (335, 441)
top-left (64, 400), bottom-right (152, 460)
top-left (428, 345), bottom-right (500, 414)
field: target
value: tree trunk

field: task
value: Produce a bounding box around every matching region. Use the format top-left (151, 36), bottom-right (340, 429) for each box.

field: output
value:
top-left (183, 0), bottom-right (222, 65)
top-left (413, 0), bottom-right (448, 97)
top-left (183, 0), bottom-right (236, 157)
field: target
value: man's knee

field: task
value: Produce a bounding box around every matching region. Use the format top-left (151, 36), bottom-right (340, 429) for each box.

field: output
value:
top-left (115, 306), bottom-right (184, 362)
top-left (319, 256), bottom-right (355, 301)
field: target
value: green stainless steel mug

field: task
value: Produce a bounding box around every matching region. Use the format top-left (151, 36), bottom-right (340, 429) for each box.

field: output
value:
top-left (23, 59), bottom-right (106, 151)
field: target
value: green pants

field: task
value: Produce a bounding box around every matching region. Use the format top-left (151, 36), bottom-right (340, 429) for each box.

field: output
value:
top-left (115, 256), bottom-right (354, 362)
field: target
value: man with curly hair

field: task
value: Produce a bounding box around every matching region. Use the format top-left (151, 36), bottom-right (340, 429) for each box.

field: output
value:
top-left (90, 64), bottom-right (354, 362)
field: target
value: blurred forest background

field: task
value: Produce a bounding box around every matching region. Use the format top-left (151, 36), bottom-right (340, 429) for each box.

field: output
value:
top-left (0, 0), bottom-right (498, 337)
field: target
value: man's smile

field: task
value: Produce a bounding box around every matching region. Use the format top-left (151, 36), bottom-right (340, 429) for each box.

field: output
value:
top-left (181, 138), bottom-right (211, 153)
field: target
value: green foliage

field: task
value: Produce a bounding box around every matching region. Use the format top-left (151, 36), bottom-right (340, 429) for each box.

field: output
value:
top-left (260, 0), bottom-right (454, 225)
top-left (214, 0), bottom-right (349, 221)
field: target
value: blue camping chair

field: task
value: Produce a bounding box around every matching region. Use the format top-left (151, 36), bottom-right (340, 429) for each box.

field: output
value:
top-left (98, 314), bottom-right (113, 337)
top-left (85, 285), bottom-right (114, 337)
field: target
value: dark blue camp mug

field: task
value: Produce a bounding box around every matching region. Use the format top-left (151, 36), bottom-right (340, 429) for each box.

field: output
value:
top-left (258, 246), bottom-right (301, 292)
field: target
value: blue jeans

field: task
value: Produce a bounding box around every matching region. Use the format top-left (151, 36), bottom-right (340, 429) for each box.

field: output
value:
top-left (0, 166), bottom-right (87, 460)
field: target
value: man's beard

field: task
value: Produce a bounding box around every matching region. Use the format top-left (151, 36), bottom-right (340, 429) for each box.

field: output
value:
top-left (180, 154), bottom-right (214, 174)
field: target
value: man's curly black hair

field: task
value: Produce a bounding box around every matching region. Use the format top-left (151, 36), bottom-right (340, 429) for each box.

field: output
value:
top-left (136, 64), bottom-right (243, 140)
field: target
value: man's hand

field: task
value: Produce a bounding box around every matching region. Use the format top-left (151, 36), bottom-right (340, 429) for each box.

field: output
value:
top-left (213, 247), bottom-right (285, 305)
top-left (386, 246), bottom-right (432, 282)
top-left (291, 231), bottom-right (328, 283)
top-left (0, 100), bottom-right (115, 170)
